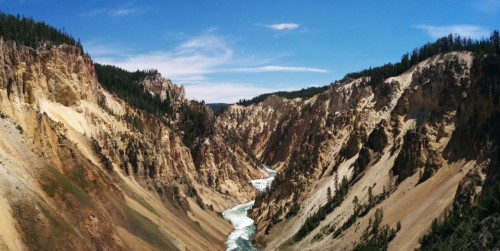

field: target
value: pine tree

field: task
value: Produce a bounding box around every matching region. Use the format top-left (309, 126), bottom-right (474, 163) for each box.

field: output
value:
top-left (334, 172), bottom-right (339, 192)
top-left (353, 196), bottom-right (359, 214)
top-left (491, 30), bottom-right (500, 54)
top-left (368, 186), bottom-right (374, 206)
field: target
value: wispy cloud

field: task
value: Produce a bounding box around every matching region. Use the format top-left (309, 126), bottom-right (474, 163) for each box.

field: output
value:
top-left (89, 31), bottom-right (327, 81)
top-left (474, 0), bottom-right (500, 13)
top-left (84, 40), bottom-right (131, 58)
top-left (181, 82), bottom-right (278, 103)
top-left (88, 31), bottom-right (328, 102)
top-left (92, 33), bottom-right (233, 81)
top-left (230, 65), bottom-right (328, 73)
top-left (83, 6), bottom-right (147, 17)
top-left (266, 23), bottom-right (300, 31)
top-left (415, 25), bottom-right (490, 39)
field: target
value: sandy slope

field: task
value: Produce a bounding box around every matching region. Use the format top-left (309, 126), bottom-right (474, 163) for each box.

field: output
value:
top-left (385, 160), bottom-right (475, 250)
top-left (0, 178), bottom-right (23, 251)
top-left (0, 118), bottom-right (42, 251)
top-left (117, 169), bottom-right (232, 251)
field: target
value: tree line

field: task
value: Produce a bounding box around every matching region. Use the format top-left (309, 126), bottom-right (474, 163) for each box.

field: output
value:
top-left (0, 11), bottom-right (82, 50)
top-left (345, 31), bottom-right (500, 88)
top-left (238, 31), bottom-right (500, 107)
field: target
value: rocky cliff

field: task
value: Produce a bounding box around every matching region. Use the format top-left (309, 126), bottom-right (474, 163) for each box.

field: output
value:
top-left (0, 39), bottom-right (263, 251)
top-left (217, 51), bottom-right (500, 250)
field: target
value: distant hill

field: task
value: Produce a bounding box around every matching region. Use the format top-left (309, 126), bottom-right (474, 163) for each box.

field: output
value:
top-left (207, 103), bottom-right (232, 116)
top-left (236, 85), bottom-right (331, 107)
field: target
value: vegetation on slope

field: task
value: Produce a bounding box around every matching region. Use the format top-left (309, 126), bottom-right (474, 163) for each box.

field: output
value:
top-left (0, 11), bottom-right (82, 50)
top-left (353, 208), bottom-right (400, 251)
top-left (293, 174), bottom-right (349, 241)
top-left (418, 182), bottom-right (500, 250)
top-left (94, 64), bottom-right (175, 117)
top-left (95, 63), bottom-right (213, 148)
top-left (178, 101), bottom-right (214, 148)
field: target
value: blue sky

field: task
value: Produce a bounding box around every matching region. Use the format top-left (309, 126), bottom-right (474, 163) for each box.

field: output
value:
top-left (2, 1), bottom-right (500, 103)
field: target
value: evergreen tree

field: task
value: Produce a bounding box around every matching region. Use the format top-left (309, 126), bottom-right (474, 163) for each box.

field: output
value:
top-left (368, 186), bottom-right (374, 206)
top-left (491, 30), bottom-right (500, 54)
top-left (327, 187), bottom-right (332, 201)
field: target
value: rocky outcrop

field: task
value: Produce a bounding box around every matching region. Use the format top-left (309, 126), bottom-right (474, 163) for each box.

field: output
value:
top-left (141, 71), bottom-right (186, 104)
top-left (0, 40), bottom-right (98, 105)
top-left (392, 128), bottom-right (427, 184)
top-left (454, 169), bottom-right (483, 208)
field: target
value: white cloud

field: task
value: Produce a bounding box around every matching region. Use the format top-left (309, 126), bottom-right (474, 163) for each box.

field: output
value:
top-left (181, 82), bottom-right (277, 103)
top-left (84, 40), bottom-right (130, 58)
top-left (266, 23), bottom-right (300, 31)
top-left (475, 0), bottom-right (500, 13)
top-left (83, 7), bottom-right (146, 17)
top-left (111, 7), bottom-right (144, 16)
top-left (415, 25), bottom-right (490, 39)
top-left (230, 65), bottom-right (328, 73)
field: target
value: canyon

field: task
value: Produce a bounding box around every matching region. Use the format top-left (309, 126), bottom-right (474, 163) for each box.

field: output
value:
top-left (0, 20), bottom-right (499, 251)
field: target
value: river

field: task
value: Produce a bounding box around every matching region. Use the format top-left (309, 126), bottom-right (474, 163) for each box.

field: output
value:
top-left (222, 165), bottom-right (277, 251)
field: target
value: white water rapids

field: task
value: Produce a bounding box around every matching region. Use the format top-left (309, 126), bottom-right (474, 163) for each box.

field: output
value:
top-left (222, 165), bottom-right (277, 251)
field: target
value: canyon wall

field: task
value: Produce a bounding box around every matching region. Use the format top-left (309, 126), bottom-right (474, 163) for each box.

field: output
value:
top-left (218, 51), bottom-right (500, 250)
top-left (0, 39), bottom-right (262, 251)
